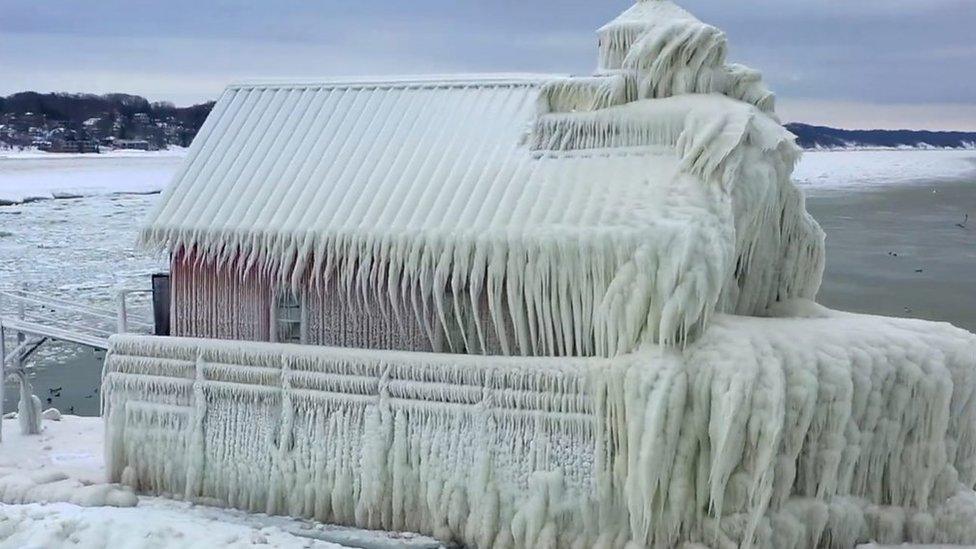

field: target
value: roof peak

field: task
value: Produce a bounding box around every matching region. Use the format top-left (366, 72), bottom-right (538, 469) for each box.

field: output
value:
top-left (227, 74), bottom-right (562, 91)
top-left (597, 0), bottom-right (698, 34)
top-left (587, 0), bottom-right (776, 113)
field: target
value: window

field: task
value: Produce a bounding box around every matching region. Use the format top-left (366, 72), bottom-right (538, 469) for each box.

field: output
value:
top-left (274, 289), bottom-right (304, 344)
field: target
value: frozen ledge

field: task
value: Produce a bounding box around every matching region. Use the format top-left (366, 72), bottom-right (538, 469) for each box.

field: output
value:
top-left (102, 305), bottom-right (976, 547)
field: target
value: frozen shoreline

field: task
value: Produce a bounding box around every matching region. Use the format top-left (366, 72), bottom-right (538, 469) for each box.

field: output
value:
top-left (0, 147), bottom-right (188, 160)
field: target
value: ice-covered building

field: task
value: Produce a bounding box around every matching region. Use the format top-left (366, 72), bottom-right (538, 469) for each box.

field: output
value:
top-left (103, 1), bottom-right (976, 547)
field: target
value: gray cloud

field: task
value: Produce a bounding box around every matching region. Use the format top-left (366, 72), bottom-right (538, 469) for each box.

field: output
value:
top-left (1, 1), bottom-right (973, 129)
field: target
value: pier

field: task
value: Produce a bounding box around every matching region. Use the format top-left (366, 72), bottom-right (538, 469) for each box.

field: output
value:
top-left (0, 286), bottom-right (153, 441)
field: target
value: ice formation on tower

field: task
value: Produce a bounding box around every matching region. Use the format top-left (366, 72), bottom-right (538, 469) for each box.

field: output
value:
top-left (103, 1), bottom-right (976, 548)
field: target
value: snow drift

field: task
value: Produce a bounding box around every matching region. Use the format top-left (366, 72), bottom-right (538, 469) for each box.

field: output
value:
top-left (0, 468), bottom-right (136, 508)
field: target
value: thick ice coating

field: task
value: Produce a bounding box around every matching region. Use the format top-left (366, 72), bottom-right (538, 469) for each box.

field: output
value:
top-left (103, 306), bottom-right (976, 548)
top-left (111, 1), bottom-right (976, 548)
top-left (140, 2), bottom-right (823, 353)
top-left (596, 0), bottom-right (776, 112)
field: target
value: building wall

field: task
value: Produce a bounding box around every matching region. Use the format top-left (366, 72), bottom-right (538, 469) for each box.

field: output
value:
top-left (304, 275), bottom-right (437, 352)
top-left (171, 250), bottom-right (272, 341)
top-left (171, 251), bottom-right (573, 356)
top-left (171, 250), bottom-right (445, 352)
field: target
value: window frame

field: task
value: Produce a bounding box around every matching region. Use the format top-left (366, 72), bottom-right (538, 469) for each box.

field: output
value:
top-left (271, 288), bottom-right (306, 344)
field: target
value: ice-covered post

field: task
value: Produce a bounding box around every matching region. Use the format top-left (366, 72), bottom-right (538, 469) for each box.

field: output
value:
top-left (1, 324), bottom-right (6, 443)
top-left (14, 283), bottom-right (41, 435)
top-left (117, 290), bottom-right (128, 334)
top-left (15, 369), bottom-right (41, 435)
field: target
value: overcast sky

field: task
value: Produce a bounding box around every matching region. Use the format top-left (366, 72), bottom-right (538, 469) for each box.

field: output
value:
top-left (1, 0), bottom-right (974, 130)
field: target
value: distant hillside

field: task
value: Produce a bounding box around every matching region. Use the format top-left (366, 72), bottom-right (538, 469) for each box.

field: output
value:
top-left (0, 92), bottom-right (213, 128)
top-left (4, 91), bottom-right (975, 152)
top-left (786, 123), bottom-right (976, 150)
top-left (0, 92), bottom-right (214, 149)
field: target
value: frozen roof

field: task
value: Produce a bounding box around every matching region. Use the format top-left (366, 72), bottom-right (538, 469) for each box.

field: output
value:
top-left (143, 1), bottom-right (824, 354)
top-left (145, 75), bottom-right (690, 254)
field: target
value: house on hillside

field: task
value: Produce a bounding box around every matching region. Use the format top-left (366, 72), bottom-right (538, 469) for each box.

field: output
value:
top-left (113, 139), bottom-right (151, 151)
top-left (39, 137), bottom-right (100, 153)
top-left (101, 1), bottom-right (976, 547)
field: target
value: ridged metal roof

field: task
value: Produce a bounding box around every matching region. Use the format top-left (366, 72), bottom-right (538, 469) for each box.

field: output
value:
top-left (143, 75), bottom-right (683, 253)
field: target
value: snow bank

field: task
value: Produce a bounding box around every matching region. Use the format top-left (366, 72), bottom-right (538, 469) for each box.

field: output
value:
top-left (0, 415), bottom-right (446, 548)
top-left (0, 501), bottom-right (342, 548)
top-left (102, 308), bottom-right (976, 547)
top-left (0, 413), bottom-right (136, 508)
top-left (0, 468), bottom-right (136, 507)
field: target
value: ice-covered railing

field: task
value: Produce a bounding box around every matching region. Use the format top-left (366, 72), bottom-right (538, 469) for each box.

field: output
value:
top-left (104, 306), bottom-right (976, 547)
top-left (0, 284), bottom-right (155, 439)
top-left (0, 286), bottom-right (153, 348)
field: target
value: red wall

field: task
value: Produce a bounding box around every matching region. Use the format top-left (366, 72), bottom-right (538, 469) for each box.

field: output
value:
top-left (171, 249), bottom-right (272, 342)
top-left (171, 250), bottom-right (581, 356)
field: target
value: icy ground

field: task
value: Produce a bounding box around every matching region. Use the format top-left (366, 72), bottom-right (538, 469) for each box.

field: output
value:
top-left (0, 415), bottom-right (445, 548)
top-left (0, 150), bottom-right (185, 204)
top-left (794, 149), bottom-right (976, 195)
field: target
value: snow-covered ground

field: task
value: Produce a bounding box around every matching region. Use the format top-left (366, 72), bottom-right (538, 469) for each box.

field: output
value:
top-left (0, 415), bottom-right (444, 548)
top-left (0, 150), bottom-right (185, 204)
top-left (795, 149), bottom-right (976, 194)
